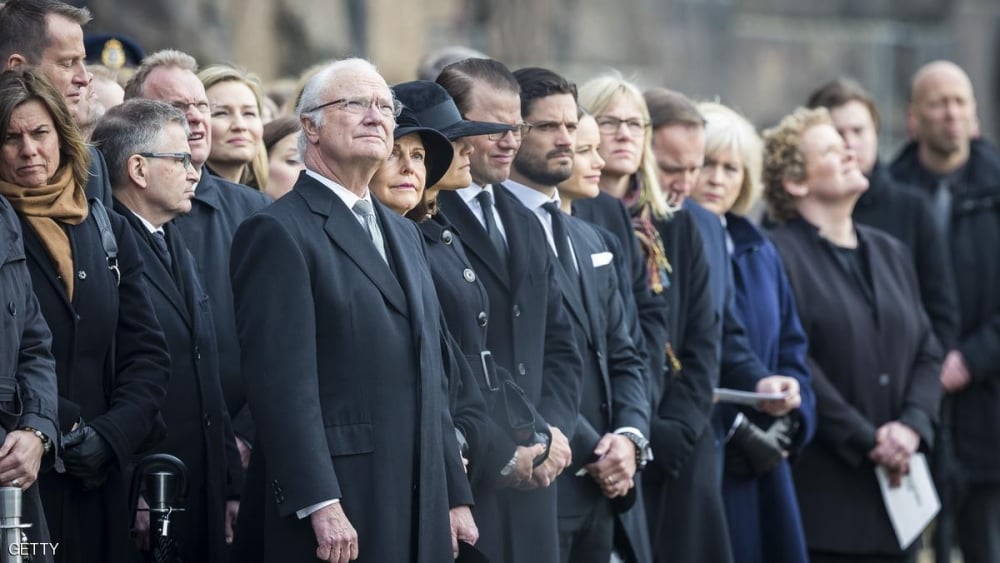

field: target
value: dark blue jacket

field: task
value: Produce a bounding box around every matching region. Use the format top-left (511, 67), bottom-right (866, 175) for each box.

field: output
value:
top-left (720, 214), bottom-right (815, 563)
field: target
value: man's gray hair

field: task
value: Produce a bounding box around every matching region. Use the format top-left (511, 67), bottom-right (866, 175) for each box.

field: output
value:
top-left (295, 57), bottom-right (382, 157)
top-left (123, 49), bottom-right (199, 100)
top-left (90, 99), bottom-right (190, 189)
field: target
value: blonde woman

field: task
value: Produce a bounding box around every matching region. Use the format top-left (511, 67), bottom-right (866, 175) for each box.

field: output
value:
top-left (198, 64), bottom-right (268, 191)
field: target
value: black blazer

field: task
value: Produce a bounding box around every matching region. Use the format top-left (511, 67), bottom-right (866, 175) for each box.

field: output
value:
top-left (573, 191), bottom-right (670, 402)
top-left (116, 201), bottom-right (244, 562)
top-left (173, 173), bottom-right (271, 441)
top-left (20, 203), bottom-right (170, 563)
top-left (438, 186), bottom-right (583, 563)
top-left (556, 214), bottom-right (649, 517)
top-left (230, 175), bottom-right (470, 563)
top-left (769, 218), bottom-right (942, 556)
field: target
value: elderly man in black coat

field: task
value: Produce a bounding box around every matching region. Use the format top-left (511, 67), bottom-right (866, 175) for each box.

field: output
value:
top-left (94, 99), bottom-right (244, 562)
top-left (891, 60), bottom-right (1000, 563)
top-left (0, 194), bottom-right (60, 563)
top-left (230, 58), bottom-right (475, 563)
top-left (124, 49), bottom-right (272, 461)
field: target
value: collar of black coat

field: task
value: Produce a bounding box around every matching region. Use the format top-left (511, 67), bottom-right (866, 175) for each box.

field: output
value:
top-left (725, 212), bottom-right (766, 257)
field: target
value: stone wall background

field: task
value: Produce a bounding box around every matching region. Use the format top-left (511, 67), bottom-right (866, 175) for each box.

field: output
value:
top-left (79, 0), bottom-right (1000, 154)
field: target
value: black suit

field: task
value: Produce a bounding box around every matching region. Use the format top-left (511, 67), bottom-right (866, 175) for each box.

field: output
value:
top-left (230, 175), bottom-right (471, 563)
top-left (0, 195), bottom-right (58, 563)
top-left (19, 205), bottom-right (170, 563)
top-left (115, 201), bottom-right (244, 562)
top-left (769, 218), bottom-right (942, 557)
top-left (438, 186), bottom-right (583, 563)
top-left (173, 173), bottom-right (271, 442)
top-left (552, 213), bottom-right (649, 563)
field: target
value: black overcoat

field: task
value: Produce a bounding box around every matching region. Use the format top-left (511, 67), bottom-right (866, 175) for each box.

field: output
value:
top-left (230, 175), bottom-right (471, 563)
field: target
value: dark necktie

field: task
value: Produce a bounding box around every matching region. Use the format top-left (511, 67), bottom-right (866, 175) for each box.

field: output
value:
top-left (476, 190), bottom-right (508, 270)
top-left (543, 202), bottom-right (576, 276)
top-left (151, 231), bottom-right (172, 269)
top-left (352, 199), bottom-right (388, 264)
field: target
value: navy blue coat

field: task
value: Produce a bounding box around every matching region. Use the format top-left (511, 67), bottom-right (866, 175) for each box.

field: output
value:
top-left (719, 215), bottom-right (815, 563)
top-left (174, 173), bottom-right (271, 442)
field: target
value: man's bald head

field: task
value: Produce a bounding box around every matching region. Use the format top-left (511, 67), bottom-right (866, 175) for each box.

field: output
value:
top-left (907, 60), bottom-right (977, 172)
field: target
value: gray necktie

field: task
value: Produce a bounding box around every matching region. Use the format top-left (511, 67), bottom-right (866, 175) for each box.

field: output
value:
top-left (933, 178), bottom-right (952, 236)
top-left (352, 199), bottom-right (388, 264)
top-left (151, 231), bottom-right (172, 269)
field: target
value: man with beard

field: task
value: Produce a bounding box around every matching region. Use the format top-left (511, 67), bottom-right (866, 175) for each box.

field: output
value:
top-left (891, 61), bottom-right (1000, 563)
top-left (506, 67), bottom-right (651, 563)
top-left (437, 58), bottom-right (582, 563)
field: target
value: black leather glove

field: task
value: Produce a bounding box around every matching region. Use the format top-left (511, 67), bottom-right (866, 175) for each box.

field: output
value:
top-left (62, 425), bottom-right (113, 491)
top-left (724, 415), bottom-right (792, 478)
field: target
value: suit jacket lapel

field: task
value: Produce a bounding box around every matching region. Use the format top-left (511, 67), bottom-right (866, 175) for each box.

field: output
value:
top-left (115, 204), bottom-right (192, 328)
top-left (568, 222), bottom-right (600, 347)
top-left (299, 177), bottom-right (408, 316)
top-left (550, 242), bottom-right (592, 345)
top-left (378, 202), bottom-right (424, 349)
top-left (438, 190), bottom-right (510, 288)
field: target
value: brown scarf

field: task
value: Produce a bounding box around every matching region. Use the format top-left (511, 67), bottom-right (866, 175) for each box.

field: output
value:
top-left (0, 167), bottom-right (88, 299)
top-left (622, 176), bottom-right (671, 295)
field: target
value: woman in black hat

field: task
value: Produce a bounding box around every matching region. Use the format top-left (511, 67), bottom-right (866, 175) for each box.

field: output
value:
top-left (370, 106), bottom-right (454, 215)
top-left (391, 80), bottom-right (530, 563)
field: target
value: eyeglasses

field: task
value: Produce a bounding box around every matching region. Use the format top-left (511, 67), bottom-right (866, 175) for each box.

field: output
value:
top-left (486, 123), bottom-right (532, 141)
top-left (596, 116), bottom-right (650, 136)
top-left (306, 96), bottom-right (401, 119)
top-left (169, 100), bottom-right (211, 115)
top-left (139, 152), bottom-right (194, 170)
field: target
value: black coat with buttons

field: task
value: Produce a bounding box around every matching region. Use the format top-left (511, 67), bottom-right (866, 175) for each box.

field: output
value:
top-left (438, 186), bottom-right (583, 563)
top-left (115, 200), bottom-right (244, 563)
top-left (768, 217), bottom-right (942, 556)
top-left (19, 201), bottom-right (170, 563)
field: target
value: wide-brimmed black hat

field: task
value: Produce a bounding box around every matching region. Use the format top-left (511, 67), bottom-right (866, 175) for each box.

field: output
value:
top-left (393, 80), bottom-right (513, 141)
top-left (393, 105), bottom-right (454, 189)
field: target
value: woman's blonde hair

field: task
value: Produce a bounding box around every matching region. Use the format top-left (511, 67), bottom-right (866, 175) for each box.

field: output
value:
top-left (578, 72), bottom-right (672, 219)
top-left (761, 106), bottom-right (832, 223)
top-left (697, 101), bottom-right (763, 216)
top-left (198, 64), bottom-right (268, 191)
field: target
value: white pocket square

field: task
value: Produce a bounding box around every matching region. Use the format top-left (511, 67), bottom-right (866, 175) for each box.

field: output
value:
top-left (591, 252), bottom-right (613, 267)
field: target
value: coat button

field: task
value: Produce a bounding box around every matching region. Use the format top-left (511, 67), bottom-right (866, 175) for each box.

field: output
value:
top-left (517, 363), bottom-right (526, 376)
top-left (77, 270), bottom-right (86, 280)
top-left (463, 268), bottom-right (476, 283)
top-left (6, 302), bottom-right (14, 316)
top-left (600, 402), bottom-right (609, 413)
top-left (205, 414), bottom-right (212, 427)
top-left (195, 346), bottom-right (201, 360)
top-left (513, 305), bottom-right (521, 317)
top-left (477, 312), bottom-right (488, 327)
top-left (878, 373), bottom-right (890, 387)
top-left (442, 230), bottom-right (453, 245)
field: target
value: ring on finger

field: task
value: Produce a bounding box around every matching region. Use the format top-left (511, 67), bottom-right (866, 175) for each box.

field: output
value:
top-left (10, 478), bottom-right (20, 487)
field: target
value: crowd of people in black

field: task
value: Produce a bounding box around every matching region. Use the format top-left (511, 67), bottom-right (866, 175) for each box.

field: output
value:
top-left (1, 1), bottom-right (998, 562)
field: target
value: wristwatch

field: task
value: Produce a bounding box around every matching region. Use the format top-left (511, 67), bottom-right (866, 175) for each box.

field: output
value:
top-left (619, 431), bottom-right (652, 472)
top-left (21, 427), bottom-right (51, 454)
top-left (499, 451), bottom-right (518, 477)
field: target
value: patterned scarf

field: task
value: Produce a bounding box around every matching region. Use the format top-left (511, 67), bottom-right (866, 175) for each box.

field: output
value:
top-left (622, 176), bottom-right (671, 294)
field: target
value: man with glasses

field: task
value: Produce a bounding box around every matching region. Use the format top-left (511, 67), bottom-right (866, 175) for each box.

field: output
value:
top-left (92, 98), bottom-right (240, 561)
top-left (230, 58), bottom-right (475, 563)
top-left (125, 49), bottom-right (271, 474)
top-left (437, 58), bottom-right (583, 563)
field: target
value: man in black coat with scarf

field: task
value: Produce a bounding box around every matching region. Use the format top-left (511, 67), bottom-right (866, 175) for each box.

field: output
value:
top-left (94, 99), bottom-right (243, 562)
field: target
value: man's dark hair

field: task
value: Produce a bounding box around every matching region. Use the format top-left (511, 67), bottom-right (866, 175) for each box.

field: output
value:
top-left (0, 0), bottom-right (91, 65)
top-left (643, 87), bottom-right (705, 130)
top-left (512, 67), bottom-right (577, 119)
top-left (91, 99), bottom-right (188, 190)
top-left (806, 77), bottom-right (881, 133)
top-left (436, 58), bottom-right (519, 115)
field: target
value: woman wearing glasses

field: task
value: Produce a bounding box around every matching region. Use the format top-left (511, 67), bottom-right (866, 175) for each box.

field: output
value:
top-left (0, 70), bottom-right (171, 563)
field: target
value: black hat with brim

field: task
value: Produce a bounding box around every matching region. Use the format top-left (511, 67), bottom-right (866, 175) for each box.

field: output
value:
top-left (393, 107), bottom-right (454, 189)
top-left (393, 80), bottom-right (513, 141)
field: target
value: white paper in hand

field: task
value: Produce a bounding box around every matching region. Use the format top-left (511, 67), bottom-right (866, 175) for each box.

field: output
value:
top-left (875, 453), bottom-right (940, 550)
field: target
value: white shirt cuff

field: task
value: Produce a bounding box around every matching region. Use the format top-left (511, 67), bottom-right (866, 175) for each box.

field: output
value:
top-left (296, 498), bottom-right (339, 519)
